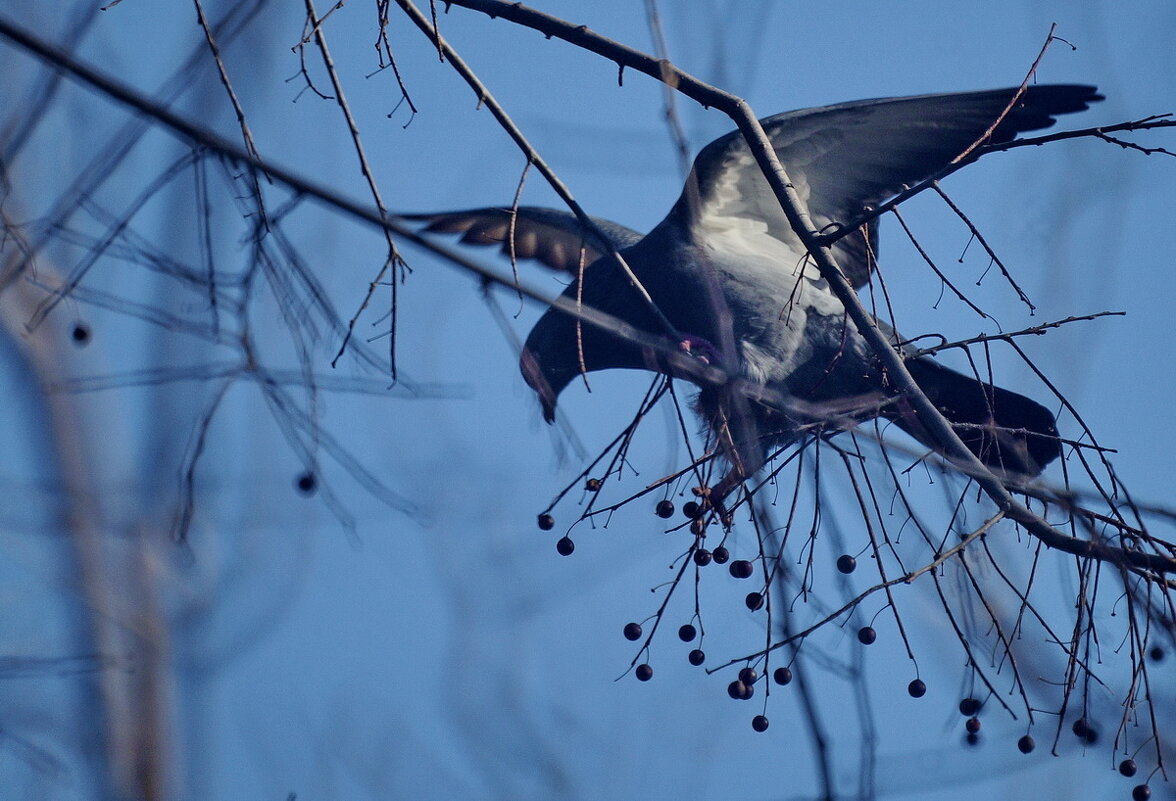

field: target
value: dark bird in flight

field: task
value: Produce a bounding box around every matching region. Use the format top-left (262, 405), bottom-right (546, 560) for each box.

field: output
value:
top-left (413, 86), bottom-right (1098, 506)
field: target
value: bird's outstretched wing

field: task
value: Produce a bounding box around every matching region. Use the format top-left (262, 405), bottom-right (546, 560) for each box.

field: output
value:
top-left (403, 206), bottom-right (644, 275)
top-left (675, 85), bottom-right (1103, 288)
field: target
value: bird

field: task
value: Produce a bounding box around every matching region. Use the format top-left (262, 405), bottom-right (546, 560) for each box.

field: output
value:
top-left (411, 86), bottom-right (1099, 509)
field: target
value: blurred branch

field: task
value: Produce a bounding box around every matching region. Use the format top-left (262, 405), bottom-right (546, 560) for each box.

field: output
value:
top-left (0, 249), bottom-right (171, 800)
top-left (0, 15), bottom-right (688, 377)
top-left (642, 0), bottom-right (693, 178)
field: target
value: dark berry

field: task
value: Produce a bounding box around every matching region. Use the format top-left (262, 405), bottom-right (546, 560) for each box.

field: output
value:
top-left (635, 663), bottom-right (653, 682)
top-left (857, 626), bottom-right (876, 645)
top-left (1133, 785), bottom-right (1151, 801)
top-left (965, 717), bottom-right (981, 734)
top-left (745, 592), bottom-right (764, 611)
top-left (1071, 718), bottom-right (1097, 743)
top-left (1149, 646), bottom-right (1164, 662)
top-left (678, 624), bottom-right (697, 642)
top-left (836, 554), bottom-right (857, 574)
top-left (727, 680), bottom-right (753, 700)
top-left (295, 471), bottom-right (317, 495)
top-left (585, 478), bottom-right (601, 492)
top-left (556, 536), bottom-right (575, 556)
top-left (690, 518), bottom-right (706, 536)
top-left (959, 698), bottom-right (982, 716)
top-left (537, 513), bottom-right (555, 531)
top-left (1119, 759), bottom-right (1138, 777)
top-left (751, 715), bottom-right (769, 732)
top-left (682, 501), bottom-right (702, 519)
top-left (623, 622), bottom-right (642, 641)
top-left (773, 666), bottom-right (793, 685)
top-left (965, 732), bottom-right (980, 747)
top-left (907, 679), bottom-right (926, 698)
top-left (688, 649), bottom-right (705, 666)
top-left (656, 499), bottom-right (675, 519)
top-left (1018, 735), bottom-right (1035, 754)
top-left (711, 546), bottom-right (730, 564)
top-left (71, 323), bottom-right (91, 345)
top-left (729, 560), bottom-right (754, 579)
top-left (693, 549), bottom-right (712, 566)
top-left (738, 667), bottom-right (758, 685)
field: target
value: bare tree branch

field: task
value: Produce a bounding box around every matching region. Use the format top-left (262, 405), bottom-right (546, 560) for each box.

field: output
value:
top-left (427, 0), bottom-right (1176, 576)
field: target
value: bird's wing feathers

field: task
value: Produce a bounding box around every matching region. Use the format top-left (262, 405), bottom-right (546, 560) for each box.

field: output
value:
top-left (408, 88), bottom-right (1100, 288)
top-left (680, 85), bottom-right (1102, 288)
top-left (404, 207), bottom-right (644, 275)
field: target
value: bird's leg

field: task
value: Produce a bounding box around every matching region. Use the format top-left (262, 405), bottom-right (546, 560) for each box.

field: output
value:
top-left (700, 470), bottom-right (740, 528)
top-left (699, 392), bottom-right (765, 528)
top-left (677, 333), bottom-right (757, 527)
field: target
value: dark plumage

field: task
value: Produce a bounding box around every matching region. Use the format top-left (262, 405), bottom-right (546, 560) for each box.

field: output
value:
top-left (413, 86), bottom-right (1099, 502)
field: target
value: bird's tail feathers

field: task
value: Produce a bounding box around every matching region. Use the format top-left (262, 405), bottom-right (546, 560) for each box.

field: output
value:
top-left (889, 358), bottom-right (1061, 476)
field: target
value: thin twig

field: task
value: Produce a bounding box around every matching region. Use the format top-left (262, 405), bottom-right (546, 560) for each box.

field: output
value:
top-left (192, 0), bottom-right (269, 226)
top-left (951, 23), bottom-right (1060, 165)
top-left (823, 115), bottom-right (1176, 248)
top-left (711, 512), bottom-right (1008, 670)
top-left (301, 0), bottom-right (408, 378)
top-left (932, 182), bottom-right (1034, 311)
top-left (890, 206), bottom-right (990, 319)
top-left (393, 0), bottom-right (685, 345)
top-left (905, 311), bottom-right (1125, 358)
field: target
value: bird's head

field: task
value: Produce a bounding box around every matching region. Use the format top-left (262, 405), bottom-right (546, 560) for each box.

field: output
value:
top-left (519, 240), bottom-right (727, 423)
top-left (520, 305), bottom-right (728, 424)
top-left (520, 293), bottom-right (641, 424)
top-left (519, 256), bottom-right (681, 423)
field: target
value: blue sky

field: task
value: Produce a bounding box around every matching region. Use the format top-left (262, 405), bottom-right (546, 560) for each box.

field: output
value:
top-left (1, 2), bottom-right (1174, 799)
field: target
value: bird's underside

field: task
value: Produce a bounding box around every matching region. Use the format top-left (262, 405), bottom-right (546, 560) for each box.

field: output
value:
top-left (409, 85), bottom-right (1098, 512)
